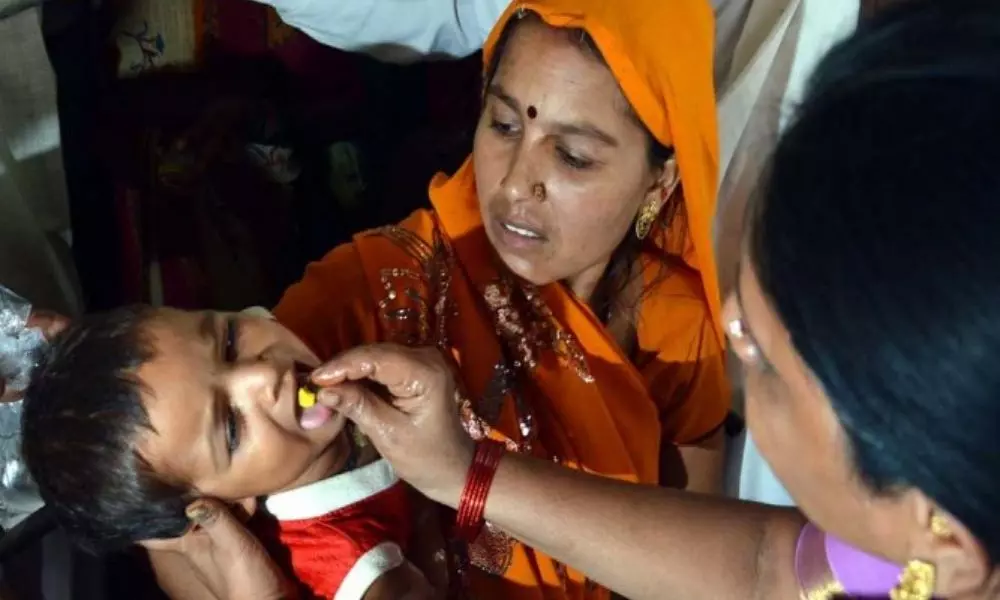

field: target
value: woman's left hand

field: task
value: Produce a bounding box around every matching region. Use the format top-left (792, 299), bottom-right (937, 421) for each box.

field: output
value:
top-left (180, 500), bottom-right (294, 600)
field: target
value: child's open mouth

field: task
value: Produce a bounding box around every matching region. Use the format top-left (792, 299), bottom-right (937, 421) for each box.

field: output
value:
top-left (300, 403), bottom-right (333, 430)
top-left (295, 364), bottom-right (333, 430)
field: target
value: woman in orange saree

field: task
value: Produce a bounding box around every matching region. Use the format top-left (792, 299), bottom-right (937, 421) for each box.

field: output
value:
top-left (274, 0), bottom-right (729, 597)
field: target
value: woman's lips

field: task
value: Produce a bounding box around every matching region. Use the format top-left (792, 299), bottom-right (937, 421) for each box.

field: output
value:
top-left (501, 220), bottom-right (544, 239)
top-left (494, 217), bottom-right (548, 250)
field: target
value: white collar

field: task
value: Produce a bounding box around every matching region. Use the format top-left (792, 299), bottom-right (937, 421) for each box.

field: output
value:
top-left (264, 459), bottom-right (398, 521)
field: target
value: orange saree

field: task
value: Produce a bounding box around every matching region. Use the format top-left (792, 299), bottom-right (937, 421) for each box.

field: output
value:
top-left (274, 0), bottom-right (727, 598)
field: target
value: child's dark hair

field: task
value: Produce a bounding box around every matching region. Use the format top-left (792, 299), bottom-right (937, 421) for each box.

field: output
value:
top-left (21, 305), bottom-right (193, 553)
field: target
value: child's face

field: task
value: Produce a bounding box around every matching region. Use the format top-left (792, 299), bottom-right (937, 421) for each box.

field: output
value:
top-left (134, 308), bottom-right (346, 503)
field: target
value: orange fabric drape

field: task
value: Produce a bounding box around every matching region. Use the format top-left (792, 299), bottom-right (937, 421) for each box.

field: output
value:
top-left (275, 1), bottom-right (728, 598)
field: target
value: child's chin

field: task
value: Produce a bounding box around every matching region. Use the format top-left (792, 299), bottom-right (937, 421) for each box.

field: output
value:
top-left (303, 437), bottom-right (353, 483)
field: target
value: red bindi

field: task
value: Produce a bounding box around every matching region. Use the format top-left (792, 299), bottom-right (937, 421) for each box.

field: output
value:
top-left (527, 105), bottom-right (538, 119)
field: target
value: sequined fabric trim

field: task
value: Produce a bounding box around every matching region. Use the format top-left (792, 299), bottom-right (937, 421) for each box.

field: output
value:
top-left (376, 267), bottom-right (431, 346)
top-left (367, 225), bottom-right (434, 269)
top-left (368, 220), bottom-right (598, 592)
top-left (482, 277), bottom-right (594, 384)
top-left (367, 225), bottom-right (456, 348)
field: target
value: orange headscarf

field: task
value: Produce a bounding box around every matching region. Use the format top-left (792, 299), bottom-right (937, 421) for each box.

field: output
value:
top-left (434, 0), bottom-right (723, 340)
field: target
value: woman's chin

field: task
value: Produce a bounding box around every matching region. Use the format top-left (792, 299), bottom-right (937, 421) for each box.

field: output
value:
top-left (495, 251), bottom-right (557, 287)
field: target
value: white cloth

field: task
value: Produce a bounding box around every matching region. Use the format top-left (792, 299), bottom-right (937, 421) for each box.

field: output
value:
top-left (257, 0), bottom-right (509, 64)
top-left (256, 0), bottom-right (757, 66)
top-left (264, 459), bottom-right (399, 521)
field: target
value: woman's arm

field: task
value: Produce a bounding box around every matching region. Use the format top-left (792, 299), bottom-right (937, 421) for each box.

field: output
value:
top-left (475, 451), bottom-right (802, 600)
top-left (671, 427), bottom-right (727, 494)
top-left (313, 344), bottom-right (807, 600)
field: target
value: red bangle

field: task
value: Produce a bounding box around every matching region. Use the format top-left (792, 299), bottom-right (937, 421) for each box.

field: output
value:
top-left (454, 439), bottom-right (505, 542)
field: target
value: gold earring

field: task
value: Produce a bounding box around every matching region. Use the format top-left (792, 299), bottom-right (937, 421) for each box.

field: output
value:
top-left (889, 559), bottom-right (935, 600)
top-left (930, 515), bottom-right (951, 538)
top-left (635, 201), bottom-right (660, 240)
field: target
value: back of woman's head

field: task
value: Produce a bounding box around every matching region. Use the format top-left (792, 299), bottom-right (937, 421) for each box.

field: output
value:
top-left (750, 0), bottom-right (1000, 561)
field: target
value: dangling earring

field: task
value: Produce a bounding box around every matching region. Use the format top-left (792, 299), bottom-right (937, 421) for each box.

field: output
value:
top-left (635, 200), bottom-right (660, 240)
top-left (890, 559), bottom-right (936, 600)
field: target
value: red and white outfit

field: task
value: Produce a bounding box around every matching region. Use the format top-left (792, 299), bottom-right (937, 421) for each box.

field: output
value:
top-left (257, 459), bottom-right (412, 600)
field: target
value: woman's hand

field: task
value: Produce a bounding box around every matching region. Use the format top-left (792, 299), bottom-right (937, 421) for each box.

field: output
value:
top-left (180, 499), bottom-right (293, 600)
top-left (311, 344), bottom-right (474, 506)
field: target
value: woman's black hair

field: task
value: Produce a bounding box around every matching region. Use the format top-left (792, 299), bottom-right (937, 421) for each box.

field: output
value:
top-left (749, 0), bottom-right (1000, 561)
top-left (483, 12), bottom-right (681, 327)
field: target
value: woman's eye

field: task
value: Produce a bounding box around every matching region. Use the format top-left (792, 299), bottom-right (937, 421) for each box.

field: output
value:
top-left (224, 318), bottom-right (239, 362)
top-left (490, 119), bottom-right (518, 137)
top-left (556, 146), bottom-right (594, 170)
top-left (226, 406), bottom-right (243, 454)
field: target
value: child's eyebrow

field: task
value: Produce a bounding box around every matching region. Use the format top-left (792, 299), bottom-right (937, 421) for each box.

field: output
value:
top-left (197, 311), bottom-right (228, 472)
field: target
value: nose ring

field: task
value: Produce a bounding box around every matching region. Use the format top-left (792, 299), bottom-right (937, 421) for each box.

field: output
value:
top-left (532, 182), bottom-right (546, 200)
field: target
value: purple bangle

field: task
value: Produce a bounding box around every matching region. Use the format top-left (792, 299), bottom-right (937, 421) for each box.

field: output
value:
top-left (825, 530), bottom-right (902, 596)
top-left (796, 522), bottom-right (902, 597)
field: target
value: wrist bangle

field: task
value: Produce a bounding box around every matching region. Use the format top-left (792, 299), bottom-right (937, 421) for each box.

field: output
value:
top-left (454, 439), bottom-right (505, 542)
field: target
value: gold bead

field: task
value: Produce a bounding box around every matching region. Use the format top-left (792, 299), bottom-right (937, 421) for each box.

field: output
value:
top-left (889, 560), bottom-right (935, 600)
top-left (801, 579), bottom-right (844, 600)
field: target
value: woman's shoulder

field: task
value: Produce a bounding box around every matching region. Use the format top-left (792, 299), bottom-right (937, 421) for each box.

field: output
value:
top-left (352, 209), bottom-right (440, 268)
top-left (636, 257), bottom-right (721, 359)
top-left (287, 209), bottom-right (439, 282)
top-left (273, 209), bottom-right (441, 357)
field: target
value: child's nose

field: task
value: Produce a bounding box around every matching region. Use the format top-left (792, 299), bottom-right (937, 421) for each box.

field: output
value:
top-left (228, 361), bottom-right (282, 410)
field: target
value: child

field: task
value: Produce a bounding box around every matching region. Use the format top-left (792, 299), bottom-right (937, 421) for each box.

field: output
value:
top-left (20, 305), bottom-right (433, 600)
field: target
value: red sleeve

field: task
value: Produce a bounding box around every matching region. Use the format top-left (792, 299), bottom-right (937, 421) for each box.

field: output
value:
top-left (275, 483), bottom-right (413, 600)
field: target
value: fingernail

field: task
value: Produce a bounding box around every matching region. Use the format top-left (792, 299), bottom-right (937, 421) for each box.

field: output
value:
top-left (318, 389), bottom-right (341, 407)
top-left (312, 368), bottom-right (343, 383)
top-left (185, 501), bottom-right (217, 526)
